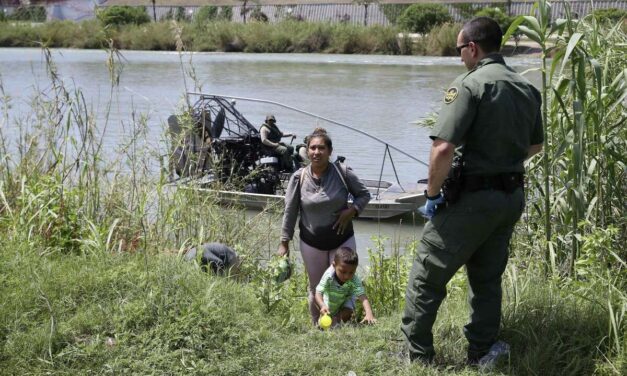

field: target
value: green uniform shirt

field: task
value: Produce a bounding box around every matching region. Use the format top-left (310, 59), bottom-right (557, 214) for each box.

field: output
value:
top-left (316, 266), bottom-right (365, 316)
top-left (431, 54), bottom-right (544, 176)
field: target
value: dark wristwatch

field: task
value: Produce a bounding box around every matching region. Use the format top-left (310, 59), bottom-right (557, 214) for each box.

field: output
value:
top-left (424, 190), bottom-right (442, 200)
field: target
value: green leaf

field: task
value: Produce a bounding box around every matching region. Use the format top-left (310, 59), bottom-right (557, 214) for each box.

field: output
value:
top-left (518, 25), bottom-right (543, 46)
top-left (522, 15), bottom-right (542, 35)
top-left (584, 196), bottom-right (598, 221)
top-left (502, 16), bottom-right (525, 45)
top-left (586, 159), bottom-right (597, 177)
top-left (559, 32), bottom-right (583, 77)
top-left (549, 48), bottom-right (566, 79)
top-left (549, 18), bottom-right (568, 36)
top-left (589, 58), bottom-right (603, 105)
top-left (551, 85), bottom-right (574, 130)
top-left (538, 0), bottom-right (551, 29)
top-left (553, 138), bottom-right (570, 161)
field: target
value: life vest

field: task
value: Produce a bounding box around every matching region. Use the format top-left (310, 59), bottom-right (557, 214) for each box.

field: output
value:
top-left (260, 122), bottom-right (282, 144)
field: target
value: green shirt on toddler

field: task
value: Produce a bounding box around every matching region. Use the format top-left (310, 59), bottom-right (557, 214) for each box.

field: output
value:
top-left (316, 266), bottom-right (365, 316)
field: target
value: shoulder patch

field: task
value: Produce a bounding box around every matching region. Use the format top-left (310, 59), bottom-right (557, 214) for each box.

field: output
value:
top-left (444, 87), bottom-right (458, 104)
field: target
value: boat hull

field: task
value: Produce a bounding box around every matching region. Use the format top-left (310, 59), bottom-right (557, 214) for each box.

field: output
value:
top-left (186, 185), bottom-right (426, 220)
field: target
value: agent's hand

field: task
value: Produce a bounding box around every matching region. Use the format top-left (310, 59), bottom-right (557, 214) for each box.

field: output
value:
top-left (360, 313), bottom-right (377, 325)
top-left (275, 145), bottom-right (288, 154)
top-left (319, 305), bottom-right (330, 316)
top-left (333, 207), bottom-right (356, 235)
top-left (418, 192), bottom-right (445, 219)
top-left (277, 242), bottom-right (289, 257)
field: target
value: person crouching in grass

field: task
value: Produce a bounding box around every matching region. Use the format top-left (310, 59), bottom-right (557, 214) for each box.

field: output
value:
top-left (315, 247), bottom-right (377, 327)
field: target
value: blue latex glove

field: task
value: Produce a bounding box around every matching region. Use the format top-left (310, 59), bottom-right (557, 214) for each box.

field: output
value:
top-left (418, 192), bottom-right (445, 219)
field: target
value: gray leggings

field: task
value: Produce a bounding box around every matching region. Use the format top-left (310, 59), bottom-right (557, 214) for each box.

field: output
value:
top-left (300, 236), bottom-right (357, 325)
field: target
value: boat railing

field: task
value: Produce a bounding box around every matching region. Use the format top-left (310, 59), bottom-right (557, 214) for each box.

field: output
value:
top-left (187, 92), bottom-right (429, 196)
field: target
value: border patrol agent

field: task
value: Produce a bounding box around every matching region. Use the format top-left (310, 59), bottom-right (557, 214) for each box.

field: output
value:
top-left (401, 17), bottom-right (544, 365)
top-left (260, 114), bottom-right (296, 171)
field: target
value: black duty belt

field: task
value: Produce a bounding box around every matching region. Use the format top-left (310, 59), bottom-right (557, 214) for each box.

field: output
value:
top-left (463, 173), bottom-right (524, 193)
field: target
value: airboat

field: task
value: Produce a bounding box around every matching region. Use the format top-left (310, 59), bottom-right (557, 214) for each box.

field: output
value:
top-left (167, 93), bottom-right (428, 220)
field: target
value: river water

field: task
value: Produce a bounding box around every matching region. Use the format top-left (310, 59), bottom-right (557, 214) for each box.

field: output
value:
top-left (0, 48), bottom-right (541, 260)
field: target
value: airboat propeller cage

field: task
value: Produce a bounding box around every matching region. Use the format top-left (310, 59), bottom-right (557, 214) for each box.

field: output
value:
top-left (190, 94), bottom-right (259, 140)
top-left (183, 92), bottom-right (431, 192)
top-left (169, 93), bottom-right (430, 219)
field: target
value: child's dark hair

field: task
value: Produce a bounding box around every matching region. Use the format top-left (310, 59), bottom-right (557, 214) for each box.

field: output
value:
top-left (334, 247), bottom-right (358, 266)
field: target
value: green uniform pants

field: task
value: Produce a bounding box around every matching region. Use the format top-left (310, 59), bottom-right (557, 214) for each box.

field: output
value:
top-left (401, 188), bottom-right (524, 360)
top-left (276, 143), bottom-right (295, 172)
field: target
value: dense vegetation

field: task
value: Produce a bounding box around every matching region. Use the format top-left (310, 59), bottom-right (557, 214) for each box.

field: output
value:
top-left (0, 3), bottom-right (530, 55)
top-left (397, 3), bottom-right (452, 34)
top-left (0, 18), bottom-right (457, 55)
top-left (3, 5), bottom-right (47, 22)
top-left (0, 1), bottom-right (625, 374)
top-left (0, 3), bottom-right (622, 55)
top-left (96, 5), bottom-right (151, 27)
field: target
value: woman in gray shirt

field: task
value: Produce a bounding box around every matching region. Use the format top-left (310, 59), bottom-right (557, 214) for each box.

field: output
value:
top-left (277, 128), bottom-right (371, 324)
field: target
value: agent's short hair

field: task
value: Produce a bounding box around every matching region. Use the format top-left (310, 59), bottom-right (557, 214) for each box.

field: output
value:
top-left (334, 246), bottom-right (358, 266)
top-left (306, 127), bottom-right (333, 151)
top-left (461, 17), bottom-right (503, 53)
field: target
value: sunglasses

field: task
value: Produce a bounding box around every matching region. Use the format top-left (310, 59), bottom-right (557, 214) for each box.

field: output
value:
top-left (456, 43), bottom-right (471, 55)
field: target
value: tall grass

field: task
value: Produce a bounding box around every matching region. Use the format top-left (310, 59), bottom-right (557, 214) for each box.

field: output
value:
top-left (0, 19), bottom-right (464, 56)
top-left (423, 22), bottom-right (460, 56)
top-left (507, 0), bottom-right (626, 274)
top-left (504, 0), bottom-right (626, 370)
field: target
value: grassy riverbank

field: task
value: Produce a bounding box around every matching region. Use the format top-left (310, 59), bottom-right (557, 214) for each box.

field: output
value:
top-left (0, 19), bottom-right (461, 55)
top-left (0, 238), bottom-right (622, 375)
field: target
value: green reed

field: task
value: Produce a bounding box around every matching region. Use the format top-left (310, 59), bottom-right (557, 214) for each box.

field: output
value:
top-left (505, 0), bottom-right (626, 274)
top-left (504, 0), bottom-right (626, 368)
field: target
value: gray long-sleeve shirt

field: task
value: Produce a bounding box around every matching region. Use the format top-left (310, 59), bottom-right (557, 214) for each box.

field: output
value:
top-left (280, 163), bottom-right (371, 242)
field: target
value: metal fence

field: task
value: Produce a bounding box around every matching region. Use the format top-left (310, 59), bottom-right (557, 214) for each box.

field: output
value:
top-left (149, 1), bottom-right (627, 25)
top-left (2, 1), bottom-right (626, 23)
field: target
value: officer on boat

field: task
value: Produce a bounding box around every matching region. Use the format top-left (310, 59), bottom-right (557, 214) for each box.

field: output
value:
top-left (260, 114), bottom-right (296, 172)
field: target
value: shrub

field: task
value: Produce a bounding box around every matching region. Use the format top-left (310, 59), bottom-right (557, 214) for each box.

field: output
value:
top-left (202, 21), bottom-right (245, 51)
top-left (425, 22), bottom-right (460, 56)
top-left (97, 6), bottom-right (150, 27)
top-left (293, 23), bottom-right (331, 52)
top-left (39, 20), bottom-right (87, 48)
top-left (452, 3), bottom-right (478, 20)
top-left (475, 7), bottom-right (516, 35)
top-left (114, 22), bottom-right (177, 50)
top-left (592, 8), bottom-right (627, 23)
top-left (194, 5), bottom-right (219, 25)
top-left (175, 6), bottom-right (190, 22)
top-left (398, 3), bottom-right (452, 34)
top-left (0, 22), bottom-right (41, 47)
top-left (250, 8), bottom-right (268, 23)
top-left (0, 10), bottom-right (6, 22)
top-left (10, 5), bottom-right (47, 22)
top-left (327, 24), bottom-right (388, 54)
top-left (161, 8), bottom-right (174, 21)
top-left (220, 6), bottom-right (233, 21)
top-left (380, 4), bottom-right (410, 25)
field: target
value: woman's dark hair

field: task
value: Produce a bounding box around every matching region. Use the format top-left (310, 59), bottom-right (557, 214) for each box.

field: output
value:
top-left (306, 127), bottom-right (333, 151)
top-left (334, 247), bottom-right (358, 266)
top-left (461, 16), bottom-right (503, 53)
